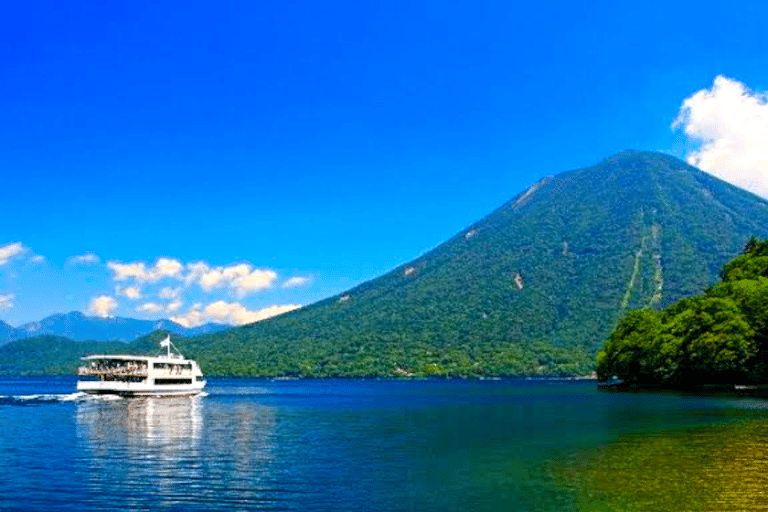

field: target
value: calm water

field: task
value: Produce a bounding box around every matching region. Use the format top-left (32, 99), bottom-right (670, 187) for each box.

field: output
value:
top-left (2, 378), bottom-right (768, 511)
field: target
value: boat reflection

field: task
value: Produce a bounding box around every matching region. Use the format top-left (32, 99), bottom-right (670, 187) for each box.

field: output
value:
top-left (75, 393), bottom-right (281, 510)
top-left (76, 396), bottom-right (204, 508)
top-left (77, 395), bottom-right (203, 450)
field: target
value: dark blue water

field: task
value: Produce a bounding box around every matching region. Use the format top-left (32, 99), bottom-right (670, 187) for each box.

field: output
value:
top-left (2, 377), bottom-right (768, 511)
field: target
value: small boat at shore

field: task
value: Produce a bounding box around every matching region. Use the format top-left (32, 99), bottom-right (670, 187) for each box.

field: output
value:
top-left (76, 336), bottom-right (206, 397)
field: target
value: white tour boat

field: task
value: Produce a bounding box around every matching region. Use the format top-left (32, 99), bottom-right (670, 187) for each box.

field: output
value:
top-left (76, 336), bottom-right (206, 396)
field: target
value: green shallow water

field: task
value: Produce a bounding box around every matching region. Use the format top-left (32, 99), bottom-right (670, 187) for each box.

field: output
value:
top-left (1, 378), bottom-right (767, 511)
top-left (554, 410), bottom-right (768, 511)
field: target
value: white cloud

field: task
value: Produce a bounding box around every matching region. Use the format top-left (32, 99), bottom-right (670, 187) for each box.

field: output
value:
top-left (30, 255), bottom-right (45, 264)
top-left (68, 253), bottom-right (101, 265)
top-left (88, 295), bottom-right (118, 318)
top-left (106, 257), bottom-right (282, 302)
top-left (154, 257), bottom-right (184, 280)
top-left (186, 261), bottom-right (277, 297)
top-left (184, 261), bottom-right (210, 285)
top-left (231, 268), bottom-right (278, 297)
top-left (223, 263), bottom-right (251, 282)
top-left (0, 293), bottom-right (14, 311)
top-left (673, 75), bottom-right (768, 198)
top-left (206, 301), bottom-right (300, 325)
top-left (0, 242), bottom-right (25, 267)
top-left (158, 286), bottom-right (181, 300)
top-left (135, 298), bottom-right (183, 316)
top-left (116, 286), bottom-right (143, 300)
top-left (198, 266), bottom-right (225, 291)
top-left (282, 276), bottom-right (311, 288)
top-left (136, 302), bottom-right (165, 314)
top-left (107, 257), bottom-right (184, 283)
top-left (171, 301), bottom-right (300, 327)
top-left (107, 261), bottom-right (149, 281)
top-left (167, 299), bottom-right (183, 312)
top-left (170, 306), bottom-right (206, 328)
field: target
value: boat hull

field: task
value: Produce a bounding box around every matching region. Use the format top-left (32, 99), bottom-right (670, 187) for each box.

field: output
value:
top-left (77, 380), bottom-right (206, 397)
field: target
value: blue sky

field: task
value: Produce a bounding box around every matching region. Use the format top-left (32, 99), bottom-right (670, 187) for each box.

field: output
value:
top-left (2, 0), bottom-right (768, 326)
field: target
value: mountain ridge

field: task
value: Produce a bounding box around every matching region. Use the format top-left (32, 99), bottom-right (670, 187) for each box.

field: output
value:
top-left (0, 311), bottom-right (228, 345)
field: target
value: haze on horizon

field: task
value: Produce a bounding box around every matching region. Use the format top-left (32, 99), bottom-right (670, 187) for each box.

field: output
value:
top-left (1, 0), bottom-right (767, 327)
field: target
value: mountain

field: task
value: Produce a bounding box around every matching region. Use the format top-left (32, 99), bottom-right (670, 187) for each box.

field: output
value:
top-left (173, 151), bottom-right (768, 377)
top-left (0, 335), bottom-right (129, 375)
top-left (10, 312), bottom-right (229, 343)
top-left (4, 151), bottom-right (768, 377)
top-left (0, 320), bottom-right (20, 345)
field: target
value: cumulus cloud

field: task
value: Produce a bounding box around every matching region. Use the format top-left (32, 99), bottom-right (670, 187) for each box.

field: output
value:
top-left (282, 276), bottom-right (311, 288)
top-left (185, 261), bottom-right (278, 297)
top-left (116, 286), bottom-right (143, 300)
top-left (673, 75), bottom-right (768, 198)
top-left (0, 293), bottom-right (14, 311)
top-left (107, 257), bottom-right (184, 283)
top-left (167, 299), bottom-right (183, 312)
top-left (107, 261), bottom-right (149, 281)
top-left (30, 255), bottom-right (45, 264)
top-left (170, 306), bottom-right (206, 328)
top-left (230, 268), bottom-right (278, 297)
top-left (88, 295), bottom-right (118, 318)
top-left (184, 262), bottom-right (210, 285)
top-left (158, 286), bottom-right (181, 300)
top-left (135, 298), bottom-right (183, 315)
top-left (68, 253), bottom-right (101, 265)
top-left (154, 258), bottom-right (184, 280)
top-left (171, 301), bottom-right (300, 327)
top-left (135, 299), bottom-right (183, 315)
top-left (136, 302), bottom-right (165, 314)
top-left (0, 242), bottom-right (25, 266)
top-left (107, 257), bottom-right (277, 298)
top-left (197, 265), bottom-right (225, 291)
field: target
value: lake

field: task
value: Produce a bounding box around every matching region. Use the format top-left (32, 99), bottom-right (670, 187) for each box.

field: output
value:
top-left (1, 377), bottom-right (767, 511)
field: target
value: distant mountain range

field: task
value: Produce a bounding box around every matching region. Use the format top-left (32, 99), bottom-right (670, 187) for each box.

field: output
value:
top-left (4, 150), bottom-right (768, 377)
top-left (0, 312), bottom-right (228, 345)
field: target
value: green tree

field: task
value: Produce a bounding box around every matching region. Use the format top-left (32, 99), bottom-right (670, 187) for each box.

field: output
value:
top-left (599, 238), bottom-right (768, 386)
top-left (660, 296), bottom-right (755, 385)
top-left (597, 309), bottom-right (661, 383)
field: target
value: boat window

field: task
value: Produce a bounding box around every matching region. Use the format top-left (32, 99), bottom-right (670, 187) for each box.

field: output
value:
top-left (103, 376), bottom-right (147, 382)
top-left (154, 378), bottom-right (193, 385)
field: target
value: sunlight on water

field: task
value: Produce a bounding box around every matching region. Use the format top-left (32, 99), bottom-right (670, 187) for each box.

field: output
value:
top-left (3, 379), bottom-right (768, 511)
top-left (551, 415), bottom-right (768, 511)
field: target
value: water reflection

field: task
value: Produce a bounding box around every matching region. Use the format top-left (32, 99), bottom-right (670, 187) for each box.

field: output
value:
top-left (75, 395), bottom-right (280, 510)
top-left (76, 395), bottom-right (203, 450)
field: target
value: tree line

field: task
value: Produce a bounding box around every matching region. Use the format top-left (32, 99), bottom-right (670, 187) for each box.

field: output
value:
top-left (597, 238), bottom-right (768, 386)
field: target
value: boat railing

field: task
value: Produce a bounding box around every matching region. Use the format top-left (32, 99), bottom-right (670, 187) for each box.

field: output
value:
top-left (78, 366), bottom-right (195, 377)
top-left (77, 366), bottom-right (149, 377)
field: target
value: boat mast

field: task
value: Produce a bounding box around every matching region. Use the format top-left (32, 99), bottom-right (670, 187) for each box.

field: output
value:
top-left (160, 335), bottom-right (172, 357)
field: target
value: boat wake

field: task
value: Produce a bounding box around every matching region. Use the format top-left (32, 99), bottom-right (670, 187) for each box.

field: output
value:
top-left (0, 391), bottom-right (124, 406)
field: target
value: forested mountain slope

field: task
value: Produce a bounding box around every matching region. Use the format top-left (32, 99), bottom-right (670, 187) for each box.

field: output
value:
top-left (176, 151), bottom-right (768, 376)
